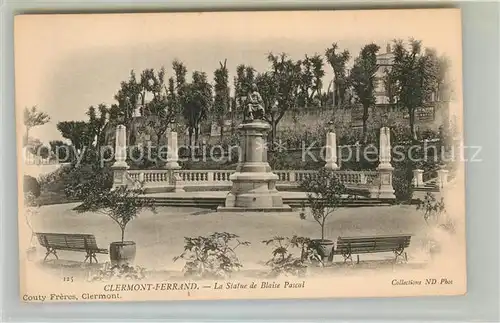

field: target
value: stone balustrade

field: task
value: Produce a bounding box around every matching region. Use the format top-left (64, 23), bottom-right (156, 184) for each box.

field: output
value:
top-left (126, 168), bottom-right (382, 192)
top-left (111, 125), bottom-right (397, 198)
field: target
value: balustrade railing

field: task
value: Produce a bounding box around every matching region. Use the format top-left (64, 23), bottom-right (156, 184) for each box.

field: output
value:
top-left (126, 169), bottom-right (380, 189)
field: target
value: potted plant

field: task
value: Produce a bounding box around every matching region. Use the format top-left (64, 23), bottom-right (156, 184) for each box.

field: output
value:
top-left (76, 184), bottom-right (156, 266)
top-left (299, 168), bottom-right (347, 260)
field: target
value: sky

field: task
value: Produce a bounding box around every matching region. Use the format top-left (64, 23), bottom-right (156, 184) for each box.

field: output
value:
top-left (14, 9), bottom-right (462, 144)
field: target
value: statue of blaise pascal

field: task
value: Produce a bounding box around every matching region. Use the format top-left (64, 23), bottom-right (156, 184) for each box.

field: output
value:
top-left (244, 83), bottom-right (266, 122)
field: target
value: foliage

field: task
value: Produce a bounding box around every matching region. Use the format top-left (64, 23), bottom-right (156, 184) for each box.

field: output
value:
top-left (23, 175), bottom-right (41, 198)
top-left (349, 43), bottom-right (380, 143)
top-left (173, 232), bottom-right (250, 279)
top-left (213, 59), bottom-right (230, 138)
top-left (23, 106), bottom-right (50, 146)
top-left (389, 39), bottom-right (444, 139)
top-left (57, 121), bottom-right (93, 152)
top-left (299, 168), bottom-right (347, 240)
top-left (233, 64), bottom-right (256, 114)
top-left (297, 54), bottom-right (325, 108)
top-left (181, 70), bottom-right (213, 147)
top-left (71, 169), bottom-right (155, 242)
top-left (64, 164), bottom-right (113, 199)
top-left (325, 43), bottom-right (351, 108)
top-left (143, 68), bottom-right (179, 145)
top-left (262, 236), bottom-right (323, 278)
top-left (254, 53), bottom-right (302, 146)
top-left (416, 192), bottom-right (446, 224)
top-left (87, 262), bottom-right (147, 282)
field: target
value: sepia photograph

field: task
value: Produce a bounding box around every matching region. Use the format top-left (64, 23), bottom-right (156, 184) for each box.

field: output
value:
top-left (15, 8), bottom-right (466, 302)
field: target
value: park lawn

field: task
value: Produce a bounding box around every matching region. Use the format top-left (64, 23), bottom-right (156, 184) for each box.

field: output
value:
top-left (26, 203), bottom-right (429, 273)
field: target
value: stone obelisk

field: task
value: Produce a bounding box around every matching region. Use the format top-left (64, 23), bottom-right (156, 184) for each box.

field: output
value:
top-left (218, 84), bottom-right (291, 212)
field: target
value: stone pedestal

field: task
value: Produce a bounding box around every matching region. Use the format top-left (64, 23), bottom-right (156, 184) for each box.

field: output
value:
top-left (376, 127), bottom-right (395, 199)
top-left (324, 132), bottom-right (339, 170)
top-left (112, 125), bottom-right (129, 188)
top-left (165, 131), bottom-right (181, 170)
top-left (218, 120), bottom-right (291, 212)
top-left (437, 169), bottom-right (449, 189)
top-left (412, 169), bottom-right (424, 187)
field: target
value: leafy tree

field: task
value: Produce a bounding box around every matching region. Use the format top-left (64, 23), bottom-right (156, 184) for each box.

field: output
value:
top-left (181, 71), bottom-right (213, 147)
top-left (255, 53), bottom-right (302, 147)
top-left (325, 43), bottom-right (351, 108)
top-left (23, 106), bottom-right (50, 146)
top-left (114, 70), bottom-right (142, 125)
top-left (140, 67), bottom-right (178, 146)
top-left (299, 168), bottom-right (347, 241)
top-left (49, 140), bottom-right (71, 161)
top-left (233, 64), bottom-right (256, 114)
top-left (86, 104), bottom-right (109, 155)
top-left (75, 183), bottom-right (156, 243)
top-left (349, 43), bottom-right (380, 143)
top-left (213, 59), bottom-right (230, 138)
top-left (56, 121), bottom-right (92, 152)
top-left (298, 54), bottom-right (325, 108)
top-left (391, 39), bottom-right (439, 140)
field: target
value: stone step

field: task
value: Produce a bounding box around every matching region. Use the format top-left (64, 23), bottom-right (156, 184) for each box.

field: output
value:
top-left (147, 197), bottom-right (393, 209)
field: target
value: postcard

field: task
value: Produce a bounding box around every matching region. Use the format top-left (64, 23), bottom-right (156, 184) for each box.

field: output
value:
top-left (15, 8), bottom-right (466, 302)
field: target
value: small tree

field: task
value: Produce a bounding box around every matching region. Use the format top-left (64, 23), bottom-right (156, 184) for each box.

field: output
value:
top-left (299, 168), bottom-right (347, 240)
top-left (23, 106), bottom-right (50, 146)
top-left (75, 184), bottom-right (156, 242)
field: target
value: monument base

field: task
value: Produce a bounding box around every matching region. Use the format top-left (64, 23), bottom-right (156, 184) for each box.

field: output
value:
top-left (216, 205), bottom-right (292, 212)
top-left (219, 171), bottom-right (290, 212)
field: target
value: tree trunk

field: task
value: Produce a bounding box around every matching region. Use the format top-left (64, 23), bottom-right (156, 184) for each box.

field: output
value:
top-left (220, 120), bottom-right (224, 139)
top-left (188, 128), bottom-right (193, 150)
top-left (194, 126), bottom-right (199, 147)
top-left (271, 119), bottom-right (277, 151)
top-left (409, 108), bottom-right (417, 140)
top-left (121, 227), bottom-right (125, 243)
top-left (362, 104), bottom-right (369, 144)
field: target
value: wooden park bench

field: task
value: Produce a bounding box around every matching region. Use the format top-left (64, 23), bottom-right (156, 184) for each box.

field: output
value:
top-left (35, 232), bottom-right (108, 263)
top-left (332, 234), bottom-right (412, 264)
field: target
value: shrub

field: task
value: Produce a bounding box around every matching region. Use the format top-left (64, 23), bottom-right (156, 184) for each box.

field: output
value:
top-left (392, 163), bottom-right (414, 203)
top-left (23, 175), bottom-right (40, 198)
top-left (64, 164), bottom-right (113, 200)
top-left (262, 236), bottom-right (322, 278)
top-left (87, 262), bottom-right (147, 282)
top-left (416, 192), bottom-right (446, 224)
top-left (173, 232), bottom-right (250, 279)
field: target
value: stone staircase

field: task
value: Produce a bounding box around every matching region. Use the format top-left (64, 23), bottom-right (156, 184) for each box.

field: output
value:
top-left (413, 179), bottom-right (439, 192)
top-left (146, 195), bottom-right (394, 209)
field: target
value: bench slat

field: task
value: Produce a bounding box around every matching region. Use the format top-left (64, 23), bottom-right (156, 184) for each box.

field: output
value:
top-left (35, 233), bottom-right (106, 253)
top-left (335, 235), bottom-right (412, 257)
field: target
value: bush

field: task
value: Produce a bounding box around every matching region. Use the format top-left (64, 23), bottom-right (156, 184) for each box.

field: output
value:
top-left (23, 175), bottom-right (40, 198)
top-left (262, 236), bottom-right (323, 278)
top-left (393, 163), bottom-right (414, 203)
top-left (64, 164), bottom-right (113, 200)
top-left (87, 263), bottom-right (147, 282)
top-left (173, 232), bottom-right (250, 279)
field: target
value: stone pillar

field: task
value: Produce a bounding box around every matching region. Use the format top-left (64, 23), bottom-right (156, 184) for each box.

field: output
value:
top-left (412, 169), bottom-right (424, 187)
top-left (437, 169), bottom-right (449, 189)
top-left (218, 120), bottom-right (291, 212)
top-left (112, 125), bottom-right (129, 188)
top-left (324, 132), bottom-right (339, 170)
top-left (376, 127), bottom-right (395, 199)
top-left (165, 131), bottom-right (181, 170)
